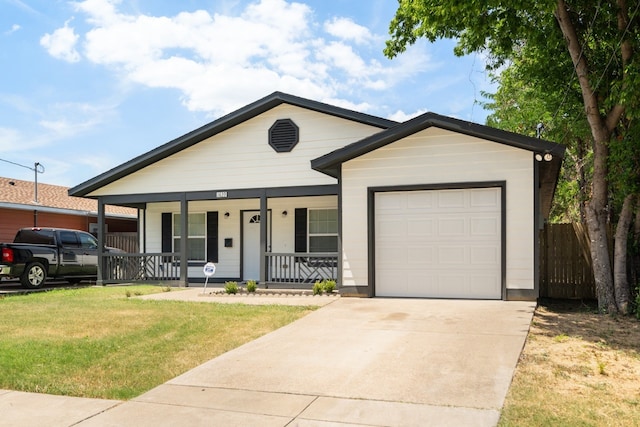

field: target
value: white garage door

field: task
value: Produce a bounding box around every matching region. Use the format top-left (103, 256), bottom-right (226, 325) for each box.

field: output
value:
top-left (375, 187), bottom-right (502, 299)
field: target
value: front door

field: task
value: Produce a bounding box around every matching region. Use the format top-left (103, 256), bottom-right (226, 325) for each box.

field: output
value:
top-left (242, 210), bottom-right (271, 281)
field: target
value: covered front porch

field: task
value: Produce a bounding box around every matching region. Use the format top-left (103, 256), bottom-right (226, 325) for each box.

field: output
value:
top-left (94, 185), bottom-right (340, 288)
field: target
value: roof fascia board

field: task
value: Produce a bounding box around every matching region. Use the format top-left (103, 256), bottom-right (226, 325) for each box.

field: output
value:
top-left (69, 92), bottom-right (396, 197)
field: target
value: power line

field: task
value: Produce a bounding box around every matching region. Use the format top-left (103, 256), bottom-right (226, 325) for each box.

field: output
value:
top-left (0, 158), bottom-right (45, 203)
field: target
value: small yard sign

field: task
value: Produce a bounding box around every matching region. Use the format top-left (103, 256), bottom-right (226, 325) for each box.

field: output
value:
top-left (202, 262), bottom-right (216, 294)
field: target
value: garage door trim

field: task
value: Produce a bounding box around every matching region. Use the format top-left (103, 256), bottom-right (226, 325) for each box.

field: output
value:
top-left (367, 181), bottom-right (507, 299)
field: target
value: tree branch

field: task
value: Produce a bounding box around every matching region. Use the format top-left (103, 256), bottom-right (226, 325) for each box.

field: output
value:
top-left (605, 0), bottom-right (633, 132)
top-left (554, 0), bottom-right (605, 138)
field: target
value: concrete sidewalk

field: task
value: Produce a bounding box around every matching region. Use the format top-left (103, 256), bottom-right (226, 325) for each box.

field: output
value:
top-left (0, 297), bottom-right (535, 426)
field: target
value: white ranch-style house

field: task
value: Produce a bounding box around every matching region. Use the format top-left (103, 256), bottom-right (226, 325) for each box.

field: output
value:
top-left (69, 92), bottom-right (565, 300)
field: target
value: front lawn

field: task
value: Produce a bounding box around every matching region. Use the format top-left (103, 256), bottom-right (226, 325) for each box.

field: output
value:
top-left (0, 286), bottom-right (314, 400)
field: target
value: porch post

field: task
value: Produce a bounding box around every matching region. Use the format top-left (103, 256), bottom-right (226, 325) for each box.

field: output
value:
top-left (260, 190), bottom-right (267, 284)
top-left (97, 198), bottom-right (105, 285)
top-left (180, 194), bottom-right (189, 287)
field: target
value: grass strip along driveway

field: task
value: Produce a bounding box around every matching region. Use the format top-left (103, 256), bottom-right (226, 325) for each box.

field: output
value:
top-left (0, 286), bottom-right (315, 400)
top-left (499, 301), bottom-right (640, 426)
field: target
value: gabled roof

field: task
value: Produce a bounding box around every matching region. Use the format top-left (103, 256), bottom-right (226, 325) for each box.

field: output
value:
top-left (0, 176), bottom-right (136, 217)
top-left (311, 112), bottom-right (565, 176)
top-left (311, 111), bottom-right (566, 217)
top-left (69, 91), bottom-right (398, 197)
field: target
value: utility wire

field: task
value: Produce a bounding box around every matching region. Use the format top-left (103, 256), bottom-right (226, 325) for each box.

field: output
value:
top-left (0, 157), bottom-right (43, 172)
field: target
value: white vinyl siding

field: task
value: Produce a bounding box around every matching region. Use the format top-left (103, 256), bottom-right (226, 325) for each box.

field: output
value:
top-left (87, 105), bottom-right (384, 197)
top-left (341, 127), bottom-right (534, 294)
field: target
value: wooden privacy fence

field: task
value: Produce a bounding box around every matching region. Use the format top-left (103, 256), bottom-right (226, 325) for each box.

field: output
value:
top-left (105, 232), bottom-right (139, 253)
top-left (539, 223), bottom-right (597, 299)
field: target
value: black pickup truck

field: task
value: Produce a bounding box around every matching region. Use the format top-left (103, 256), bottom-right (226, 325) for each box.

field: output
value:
top-left (0, 227), bottom-right (122, 288)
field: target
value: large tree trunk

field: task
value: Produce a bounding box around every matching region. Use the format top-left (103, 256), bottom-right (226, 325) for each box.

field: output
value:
top-left (586, 203), bottom-right (617, 313)
top-left (555, 0), bottom-right (622, 313)
top-left (585, 127), bottom-right (616, 313)
top-left (613, 194), bottom-right (635, 314)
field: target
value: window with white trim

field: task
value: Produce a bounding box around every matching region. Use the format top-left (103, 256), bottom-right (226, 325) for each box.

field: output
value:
top-left (308, 209), bottom-right (338, 252)
top-left (173, 213), bottom-right (206, 261)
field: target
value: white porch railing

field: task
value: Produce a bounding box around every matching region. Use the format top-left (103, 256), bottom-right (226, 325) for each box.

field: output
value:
top-left (266, 252), bottom-right (338, 284)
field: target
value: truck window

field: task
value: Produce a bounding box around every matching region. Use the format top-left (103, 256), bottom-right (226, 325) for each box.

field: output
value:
top-left (59, 231), bottom-right (80, 247)
top-left (14, 229), bottom-right (55, 245)
top-left (79, 232), bottom-right (98, 249)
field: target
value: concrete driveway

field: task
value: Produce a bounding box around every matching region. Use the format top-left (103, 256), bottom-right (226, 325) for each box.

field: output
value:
top-left (70, 297), bottom-right (535, 426)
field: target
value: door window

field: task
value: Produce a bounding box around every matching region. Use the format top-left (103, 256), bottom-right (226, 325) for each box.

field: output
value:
top-left (59, 231), bottom-right (80, 247)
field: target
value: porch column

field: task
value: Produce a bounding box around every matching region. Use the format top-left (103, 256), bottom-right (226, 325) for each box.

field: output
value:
top-left (97, 198), bottom-right (105, 285)
top-left (260, 191), bottom-right (267, 284)
top-left (180, 195), bottom-right (189, 287)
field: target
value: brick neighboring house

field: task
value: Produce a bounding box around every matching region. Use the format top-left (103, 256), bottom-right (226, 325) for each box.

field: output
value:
top-left (0, 176), bottom-right (137, 244)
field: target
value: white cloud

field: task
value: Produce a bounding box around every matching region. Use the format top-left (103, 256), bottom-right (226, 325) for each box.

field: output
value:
top-left (388, 109), bottom-right (429, 122)
top-left (5, 24), bottom-right (21, 35)
top-left (38, 102), bottom-right (116, 138)
top-left (324, 17), bottom-right (373, 45)
top-left (42, 0), bottom-right (433, 116)
top-left (40, 20), bottom-right (81, 63)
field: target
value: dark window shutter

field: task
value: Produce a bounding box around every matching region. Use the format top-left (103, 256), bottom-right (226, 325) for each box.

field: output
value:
top-left (294, 208), bottom-right (307, 253)
top-left (161, 213), bottom-right (172, 253)
top-left (161, 212), bottom-right (172, 262)
top-left (207, 211), bottom-right (218, 262)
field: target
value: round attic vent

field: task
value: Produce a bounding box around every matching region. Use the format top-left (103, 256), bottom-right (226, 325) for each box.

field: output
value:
top-left (269, 119), bottom-right (299, 153)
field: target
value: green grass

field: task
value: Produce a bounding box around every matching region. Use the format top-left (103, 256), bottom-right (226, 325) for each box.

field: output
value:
top-left (0, 286), bottom-right (314, 400)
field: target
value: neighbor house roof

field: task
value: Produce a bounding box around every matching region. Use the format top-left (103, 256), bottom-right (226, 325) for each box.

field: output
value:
top-left (69, 91), bottom-right (398, 197)
top-left (0, 176), bottom-right (137, 218)
top-left (311, 112), bottom-right (566, 217)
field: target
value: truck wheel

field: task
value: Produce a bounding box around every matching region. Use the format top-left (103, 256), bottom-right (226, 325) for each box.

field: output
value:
top-left (21, 262), bottom-right (47, 289)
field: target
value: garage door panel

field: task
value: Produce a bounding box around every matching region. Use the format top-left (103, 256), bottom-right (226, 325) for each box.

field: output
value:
top-left (375, 187), bottom-right (502, 299)
top-left (376, 269), bottom-right (408, 296)
top-left (407, 272), bottom-right (437, 295)
top-left (438, 274), bottom-right (468, 297)
top-left (407, 191), bottom-right (434, 209)
top-left (407, 218), bottom-right (434, 236)
top-left (437, 218), bottom-right (466, 236)
top-left (377, 245), bottom-right (407, 266)
top-left (470, 246), bottom-right (499, 265)
top-left (377, 219), bottom-right (406, 239)
top-left (470, 188), bottom-right (500, 207)
top-left (407, 247), bottom-right (435, 265)
top-left (438, 246), bottom-right (466, 265)
top-left (377, 193), bottom-right (405, 211)
top-left (438, 190), bottom-right (466, 208)
top-left (470, 217), bottom-right (499, 236)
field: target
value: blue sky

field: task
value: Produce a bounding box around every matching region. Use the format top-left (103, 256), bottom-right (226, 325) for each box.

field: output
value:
top-left (0, 0), bottom-right (493, 187)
